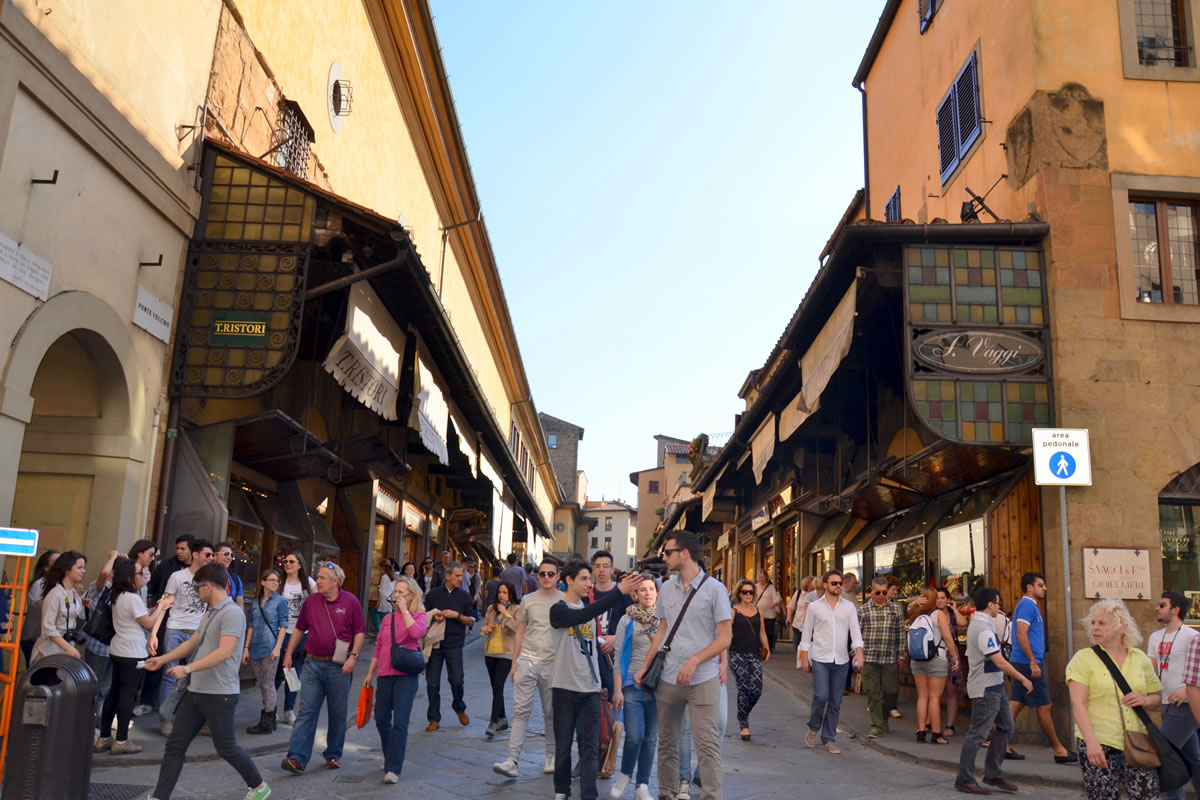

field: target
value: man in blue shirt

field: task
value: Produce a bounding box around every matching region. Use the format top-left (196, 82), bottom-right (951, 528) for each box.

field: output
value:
top-left (423, 562), bottom-right (475, 731)
top-left (1009, 571), bottom-right (1075, 763)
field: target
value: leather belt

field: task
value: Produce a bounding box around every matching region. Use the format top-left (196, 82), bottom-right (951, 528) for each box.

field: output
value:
top-left (308, 654), bottom-right (332, 662)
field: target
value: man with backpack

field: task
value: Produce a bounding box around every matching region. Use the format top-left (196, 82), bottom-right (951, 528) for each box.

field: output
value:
top-left (799, 569), bottom-right (862, 754)
top-left (956, 587), bottom-right (1033, 795)
top-left (859, 576), bottom-right (904, 739)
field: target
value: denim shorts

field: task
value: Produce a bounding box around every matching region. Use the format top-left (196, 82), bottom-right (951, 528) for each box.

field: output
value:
top-left (1010, 662), bottom-right (1051, 706)
top-left (909, 655), bottom-right (948, 678)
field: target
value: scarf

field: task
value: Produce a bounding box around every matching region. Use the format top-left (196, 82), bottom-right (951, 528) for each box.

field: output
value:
top-left (627, 604), bottom-right (659, 637)
top-left (620, 604), bottom-right (660, 686)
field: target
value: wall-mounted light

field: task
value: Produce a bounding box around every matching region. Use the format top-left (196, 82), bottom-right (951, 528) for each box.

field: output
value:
top-left (327, 62), bottom-right (353, 132)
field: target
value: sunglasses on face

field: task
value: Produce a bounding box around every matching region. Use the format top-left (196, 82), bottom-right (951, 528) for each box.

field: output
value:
top-left (284, 559), bottom-right (299, 565)
top-left (538, 571), bottom-right (557, 578)
top-left (871, 590), bottom-right (887, 595)
top-left (661, 547), bottom-right (683, 557)
top-left (828, 581), bottom-right (843, 586)
top-left (739, 589), bottom-right (754, 595)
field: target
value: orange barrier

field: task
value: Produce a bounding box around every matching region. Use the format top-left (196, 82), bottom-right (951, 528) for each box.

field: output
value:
top-left (0, 555), bottom-right (33, 782)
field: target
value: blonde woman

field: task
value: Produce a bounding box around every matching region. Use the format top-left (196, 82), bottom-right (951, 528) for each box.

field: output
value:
top-left (754, 569), bottom-right (783, 652)
top-left (365, 576), bottom-right (427, 784)
top-left (1067, 598), bottom-right (1161, 800)
top-left (787, 576), bottom-right (816, 668)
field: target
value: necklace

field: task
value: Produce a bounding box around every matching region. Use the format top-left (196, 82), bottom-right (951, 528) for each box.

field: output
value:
top-left (1157, 627), bottom-right (1181, 677)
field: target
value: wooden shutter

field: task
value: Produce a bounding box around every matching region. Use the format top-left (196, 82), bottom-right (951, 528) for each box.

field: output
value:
top-left (937, 88), bottom-right (959, 180)
top-left (955, 54), bottom-right (981, 156)
top-left (885, 186), bottom-right (902, 222)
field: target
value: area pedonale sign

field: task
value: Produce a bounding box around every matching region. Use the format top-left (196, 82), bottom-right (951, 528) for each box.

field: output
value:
top-left (913, 329), bottom-right (1044, 374)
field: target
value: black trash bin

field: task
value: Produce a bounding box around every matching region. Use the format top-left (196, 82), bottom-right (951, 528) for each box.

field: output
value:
top-left (3, 654), bottom-right (97, 800)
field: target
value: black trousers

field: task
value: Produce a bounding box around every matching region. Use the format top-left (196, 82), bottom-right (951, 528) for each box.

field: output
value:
top-left (484, 656), bottom-right (509, 723)
top-left (100, 655), bottom-right (141, 740)
top-left (763, 618), bottom-right (778, 651)
top-left (153, 692), bottom-right (262, 800)
top-left (552, 687), bottom-right (601, 800)
top-left (425, 645), bottom-right (465, 721)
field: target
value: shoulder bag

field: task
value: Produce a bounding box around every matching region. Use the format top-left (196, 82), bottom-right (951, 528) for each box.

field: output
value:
top-left (390, 607), bottom-right (425, 675)
top-left (1092, 645), bottom-right (1189, 791)
top-left (322, 598), bottom-right (351, 664)
top-left (641, 574), bottom-right (709, 693)
top-left (83, 585), bottom-right (116, 645)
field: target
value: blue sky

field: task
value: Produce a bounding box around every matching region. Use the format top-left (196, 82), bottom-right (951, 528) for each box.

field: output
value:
top-left (429, 2), bottom-right (885, 503)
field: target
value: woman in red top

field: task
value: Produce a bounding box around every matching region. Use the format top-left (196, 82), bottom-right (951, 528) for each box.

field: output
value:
top-left (364, 576), bottom-right (428, 784)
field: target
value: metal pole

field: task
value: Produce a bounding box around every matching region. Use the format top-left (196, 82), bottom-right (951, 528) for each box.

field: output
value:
top-left (1060, 484), bottom-right (1075, 737)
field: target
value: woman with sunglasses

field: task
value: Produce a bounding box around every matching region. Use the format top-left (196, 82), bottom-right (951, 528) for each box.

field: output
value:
top-left (417, 558), bottom-right (435, 594)
top-left (274, 551), bottom-right (315, 725)
top-left (730, 579), bottom-right (770, 741)
top-left (365, 576), bottom-right (426, 784)
top-left (243, 569), bottom-right (288, 734)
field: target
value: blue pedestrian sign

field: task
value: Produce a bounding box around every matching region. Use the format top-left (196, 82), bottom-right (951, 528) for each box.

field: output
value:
top-left (1033, 429), bottom-right (1092, 486)
top-left (0, 527), bottom-right (39, 556)
top-left (1050, 452), bottom-right (1076, 479)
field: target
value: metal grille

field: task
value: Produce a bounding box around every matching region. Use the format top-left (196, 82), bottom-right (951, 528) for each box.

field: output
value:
top-left (276, 103), bottom-right (312, 180)
top-left (333, 776), bottom-right (365, 784)
top-left (1135, 0), bottom-right (1190, 67)
top-left (89, 784), bottom-right (154, 800)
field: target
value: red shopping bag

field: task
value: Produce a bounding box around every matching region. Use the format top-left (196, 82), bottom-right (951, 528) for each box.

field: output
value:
top-left (356, 685), bottom-right (374, 729)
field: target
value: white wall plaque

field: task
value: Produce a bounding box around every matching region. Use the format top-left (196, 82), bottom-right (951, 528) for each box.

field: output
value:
top-left (1083, 547), bottom-right (1151, 600)
top-left (133, 286), bottom-right (174, 344)
top-left (0, 230), bottom-right (52, 300)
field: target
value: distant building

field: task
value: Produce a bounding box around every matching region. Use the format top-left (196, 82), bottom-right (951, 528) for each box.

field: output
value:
top-left (582, 500), bottom-right (638, 570)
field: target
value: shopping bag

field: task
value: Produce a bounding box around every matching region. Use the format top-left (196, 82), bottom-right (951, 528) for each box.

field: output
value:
top-left (599, 720), bottom-right (623, 779)
top-left (356, 684), bottom-right (374, 729)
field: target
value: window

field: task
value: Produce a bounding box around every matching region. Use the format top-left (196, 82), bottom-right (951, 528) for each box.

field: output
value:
top-left (604, 537), bottom-right (612, 550)
top-left (874, 534), bottom-right (927, 597)
top-left (509, 421), bottom-right (519, 453)
top-left (648, 480), bottom-right (660, 494)
top-left (604, 516), bottom-right (613, 531)
top-left (936, 52), bottom-right (982, 185)
top-left (276, 101), bottom-right (313, 180)
top-left (674, 454), bottom-right (689, 464)
top-left (629, 557), bottom-right (635, 569)
top-left (1129, 197), bottom-right (1200, 304)
top-left (918, 0), bottom-right (943, 33)
top-left (1162, 503), bottom-right (1200, 618)
top-left (1135, 0), bottom-right (1190, 66)
top-left (937, 519), bottom-right (987, 598)
top-left (547, 433), bottom-right (558, 449)
top-left (629, 536), bottom-right (635, 550)
top-left (591, 536), bottom-right (598, 548)
top-left (885, 186), bottom-right (902, 222)
top-left (519, 444), bottom-right (529, 473)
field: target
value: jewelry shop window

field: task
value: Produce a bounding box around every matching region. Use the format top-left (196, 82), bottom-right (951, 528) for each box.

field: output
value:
top-left (875, 534), bottom-right (926, 597)
top-left (937, 518), bottom-right (987, 600)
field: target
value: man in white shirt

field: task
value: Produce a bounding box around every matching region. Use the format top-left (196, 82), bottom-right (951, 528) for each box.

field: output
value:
top-left (1151, 591), bottom-right (1200, 800)
top-left (155, 538), bottom-right (214, 737)
top-left (799, 569), bottom-right (863, 754)
top-left (493, 557), bottom-right (565, 779)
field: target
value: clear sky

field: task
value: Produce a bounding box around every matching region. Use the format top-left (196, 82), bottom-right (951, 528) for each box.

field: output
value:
top-left (429, 2), bottom-right (885, 504)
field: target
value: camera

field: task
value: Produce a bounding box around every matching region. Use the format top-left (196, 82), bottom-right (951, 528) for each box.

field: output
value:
top-left (63, 628), bottom-right (87, 645)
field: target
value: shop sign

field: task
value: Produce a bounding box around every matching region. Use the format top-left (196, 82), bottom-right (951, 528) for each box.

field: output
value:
top-left (324, 335), bottom-right (398, 420)
top-left (717, 530), bottom-right (730, 550)
top-left (1083, 547), bottom-right (1151, 600)
top-left (133, 286), bottom-right (173, 344)
top-left (0, 230), bottom-right (52, 300)
top-left (750, 505), bottom-right (770, 531)
top-left (913, 330), bottom-right (1043, 374)
top-left (209, 310), bottom-right (269, 347)
top-left (376, 490), bottom-right (399, 520)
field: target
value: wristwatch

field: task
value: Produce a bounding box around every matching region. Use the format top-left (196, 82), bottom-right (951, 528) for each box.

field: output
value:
top-left (183, 665), bottom-right (192, 675)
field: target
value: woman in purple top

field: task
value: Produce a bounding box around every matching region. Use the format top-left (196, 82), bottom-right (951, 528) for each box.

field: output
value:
top-left (365, 575), bottom-right (428, 784)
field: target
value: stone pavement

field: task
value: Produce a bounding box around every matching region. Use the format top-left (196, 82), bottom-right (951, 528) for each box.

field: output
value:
top-left (88, 635), bottom-right (1082, 800)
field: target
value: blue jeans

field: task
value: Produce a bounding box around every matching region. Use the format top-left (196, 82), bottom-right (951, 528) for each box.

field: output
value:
top-left (620, 684), bottom-right (657, 785)
top-left (286, 658), bottom-right (353, 767)
top-left (425, 645), bottom-right (465, 722)
top-left (158, 628), bottom-right (195, 719)
top-left (1161, 702), bottom-right (1200, 800)
top-left (375, 674), bottom-right (419, 776)
top-left (808, 660), bottom-right (849, 744)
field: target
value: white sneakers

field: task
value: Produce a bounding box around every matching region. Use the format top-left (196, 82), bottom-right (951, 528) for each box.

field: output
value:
top-left (610, 773), bottom-right (631, 798)
top-left (383, 772), bottom-right (398, 784)
top-left (544, 754), bottom-right (555, 774)
top-left (677, 779), bottom-right (691, 799)
top-left (280, 710), bottom-right (296, 725)
top-left (555, 795), bottom-right (567, 800)
top-left (634, 785), bottom-right (653, 800)
top-left (492, 758), bottom-right (519, 778)
top-left (805, 729), bottom-right (819, 747)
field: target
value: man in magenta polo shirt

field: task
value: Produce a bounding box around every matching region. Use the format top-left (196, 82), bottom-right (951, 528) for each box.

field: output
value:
top-left (280, 563), bottom-right (365, 773)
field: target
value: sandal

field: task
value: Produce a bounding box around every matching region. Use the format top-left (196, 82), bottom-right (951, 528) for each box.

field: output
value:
top-left (915, 730), bottom-right (927, 743)
top-left (932, 735), bottom-right (950, 745)
top-left (943, 726), bottom-right (955, 737)
top-left (740, 728), bottom-right (751, 741)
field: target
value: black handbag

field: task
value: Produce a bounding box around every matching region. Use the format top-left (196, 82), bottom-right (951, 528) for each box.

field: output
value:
top-left (641, 574), bottom-right (708, 693)
top-left (390, 608), bottom-right (425, 675)
top-left (83, 585), bottom-right (115, 645)
top-left (1092, 645), bottom-right (1190, 791)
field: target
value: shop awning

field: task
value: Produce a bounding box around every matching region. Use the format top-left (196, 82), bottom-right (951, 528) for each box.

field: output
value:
top-left (323, 282), bottom-right (406, 420)
top-left (322, 434), bottom-right (410, 486)
top-left (244, 482), bottom-right (309, 540)
top-left (233, 411), bottom-right (351, 482)
top-left (411, 354), bottom-right (449, 466)
top-left (751, 413), bottom-right (776, 486)
top-left (780, 278), bottom-right (858, 442)
top-left (228, 485), bottom-right (264, 530)
top-left (306, 507), bottom-right (340, 553)
top-left (806, 514), bottom-right (854, 554)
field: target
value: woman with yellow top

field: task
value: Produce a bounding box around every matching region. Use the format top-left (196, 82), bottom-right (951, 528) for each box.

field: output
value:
top-left (482, 580), bottom-right (520, 739)
top-left (1066, 598), bottom-right (1162, 800)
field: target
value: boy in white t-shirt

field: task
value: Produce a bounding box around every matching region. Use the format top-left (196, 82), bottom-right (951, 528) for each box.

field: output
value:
top-left (1150, 592), bottom-right (1200, 800)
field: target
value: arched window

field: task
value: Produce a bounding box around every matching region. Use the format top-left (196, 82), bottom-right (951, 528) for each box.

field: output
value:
top-left (1161, 463), bottom-right (1200, 621)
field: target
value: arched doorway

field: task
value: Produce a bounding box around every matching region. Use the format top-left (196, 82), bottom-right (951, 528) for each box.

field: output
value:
top-left (1160, 463), bottom-right (1200, 621)
top-left (0, 293), bottom-right (147, 577)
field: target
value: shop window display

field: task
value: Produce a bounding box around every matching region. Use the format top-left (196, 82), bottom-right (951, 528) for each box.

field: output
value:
top-left (1161, 503), bottom-right (1200, 619)
top-left (875, 534), bottom-right (926, 597)
top-left (937, 518), bottom-right (986, 600)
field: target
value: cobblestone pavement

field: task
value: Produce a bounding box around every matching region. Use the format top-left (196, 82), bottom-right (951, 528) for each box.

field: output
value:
top-left (90, 638), bottom-right (1079, 799)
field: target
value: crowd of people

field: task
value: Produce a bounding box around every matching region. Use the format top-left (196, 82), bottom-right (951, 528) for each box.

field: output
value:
top-left (18, 531), bottom-right (1200, 800)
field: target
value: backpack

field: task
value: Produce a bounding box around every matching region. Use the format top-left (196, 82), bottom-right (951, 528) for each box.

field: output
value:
top-left (83, 585), bottom-right (116, 645)
top-left (907, 613), bottom-right (941, 661)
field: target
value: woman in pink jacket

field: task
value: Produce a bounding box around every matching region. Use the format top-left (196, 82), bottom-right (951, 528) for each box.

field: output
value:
top-left (364, 575), bottom-right (427, 784)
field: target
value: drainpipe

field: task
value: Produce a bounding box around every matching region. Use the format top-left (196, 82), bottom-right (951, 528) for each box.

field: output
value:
top-left (137, 399), bottom-right (164, 541)
top-left (855, 82), bottom-right (870, 219)
top-left (153, 398), bottom-right (181, 549)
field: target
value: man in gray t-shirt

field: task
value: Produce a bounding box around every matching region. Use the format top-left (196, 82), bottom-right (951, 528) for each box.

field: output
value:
top-left (145, 563), bottom-right (269, 800)
top-left (545, 561), bottom-right (640, 800)
top-left (956, 587), bottom-right (1034, 794)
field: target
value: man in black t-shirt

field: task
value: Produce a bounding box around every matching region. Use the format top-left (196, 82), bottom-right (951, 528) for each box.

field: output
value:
top-left (423, 562), bottom-right (476, 730)
top-left (586, 551), bottom-right (632, 696)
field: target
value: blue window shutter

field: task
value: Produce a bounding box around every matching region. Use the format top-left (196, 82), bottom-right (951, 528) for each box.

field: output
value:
top-left (955, 54), bottom-right (981, 157)
top-left (885, 186), bottom-right (902, 222)
top-left (919, 0), bottom-right (932, 32)
top-left (937, 88), bottom-right (959, 181)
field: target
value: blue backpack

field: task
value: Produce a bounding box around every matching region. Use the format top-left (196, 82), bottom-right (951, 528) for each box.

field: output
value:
top-left (907, 613), bottom-right (940, 661)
